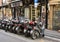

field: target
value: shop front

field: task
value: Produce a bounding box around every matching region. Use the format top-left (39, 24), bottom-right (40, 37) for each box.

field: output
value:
top-left (5, 7), bottom-right (12, 20)
top-left (53, 5), bottom-right (60, 30)
top-left (48, 0), bottom-right (60, 30)
top-left (0, 5), bottom-right (11, 19)
top-left (10, 1), bottom-right (23, 18)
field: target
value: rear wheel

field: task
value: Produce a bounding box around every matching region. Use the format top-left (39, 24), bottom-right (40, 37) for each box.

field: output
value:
top-left (31, 30), bottom-right (40, 40)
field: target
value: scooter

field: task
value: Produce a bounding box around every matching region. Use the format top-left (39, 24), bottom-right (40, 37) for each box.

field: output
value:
top-left (1, 19), bottom-right (8, 30)
top-left (6, 19), bottom-right (15, 32)
top-left (5, 20), bottom-right (11, 32)
top-left (16, 19), bottom-right (25, 34)
top-left (0, 19), bottom-right (2, 29)
top-left (24, 21), bottom-right (40, 40)
top-left (15, 17), bottom-right (29, 35)
top-left (9, 18), bottom-right (17, 32)
top-left (12, 19), bottom-right (19, 33)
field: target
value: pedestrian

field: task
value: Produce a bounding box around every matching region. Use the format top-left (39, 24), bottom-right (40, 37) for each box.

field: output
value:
top-left (40, 17), bottom-right (45, 37)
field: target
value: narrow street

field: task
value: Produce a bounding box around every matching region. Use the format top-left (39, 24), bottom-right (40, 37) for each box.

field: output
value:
top-left (45, 29), bottom-right (60, 39)
top-left (0, 29), bottom-right (60, 42)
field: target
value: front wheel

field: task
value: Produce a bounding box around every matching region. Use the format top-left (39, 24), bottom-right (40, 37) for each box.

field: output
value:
top-left (17, 28), bottom-right (22, 35)
top-left (31, 30), bottom-right (40, 40)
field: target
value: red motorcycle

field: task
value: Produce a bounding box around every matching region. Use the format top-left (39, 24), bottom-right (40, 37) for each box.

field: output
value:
top-left (24, 20), bottom-right (40, 40)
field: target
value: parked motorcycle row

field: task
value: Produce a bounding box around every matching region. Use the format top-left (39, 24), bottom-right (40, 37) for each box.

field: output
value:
top-left (0, 17), bottom-right (45, 40)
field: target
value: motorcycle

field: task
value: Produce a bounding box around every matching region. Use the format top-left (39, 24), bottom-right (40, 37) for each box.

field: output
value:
top-left (24, 21), bottom-right (40, 40)
top-left (5, 20), bottom-right (11, 32)
top-left (0, 19), bottom-right (2, 29)
top-left (15, 17), bottom-right (29, 35)
top-left (6, 18), bottom-right (16, 32)
top-left (9, 18), bottom-right (18, 32)
top-left (12, 19), bottom-right (19, 33)
top-left (1, 19), bottom-right (8, 30)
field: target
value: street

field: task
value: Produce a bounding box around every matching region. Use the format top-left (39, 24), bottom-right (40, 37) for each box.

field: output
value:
top-left (0, 29), bottom-right (60, 42)
top-left (45, 29), bottom-right (60, 39)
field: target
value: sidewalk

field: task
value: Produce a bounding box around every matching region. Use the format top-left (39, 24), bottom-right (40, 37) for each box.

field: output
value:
top-left (45, 29), bottom-right (60, 39)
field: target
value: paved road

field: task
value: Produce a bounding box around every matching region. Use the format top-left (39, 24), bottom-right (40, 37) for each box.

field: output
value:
top-left (0, 29), bottom-right (60, 42)
top-left (45, 29), bottom-right (60, 39)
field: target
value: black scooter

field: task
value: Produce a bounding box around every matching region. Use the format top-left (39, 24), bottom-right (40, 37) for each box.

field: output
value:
top-left (5, 20), bottom-right (11, 32)
top-left (1, 19), bottom-right (8, 30)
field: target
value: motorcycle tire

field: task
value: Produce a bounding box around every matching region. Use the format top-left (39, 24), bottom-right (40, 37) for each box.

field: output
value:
top-left (25, 31), bottom-right (29, 37)
top-left (5, 26), bottom-right (8, 32)
top-left (31, 30), bottom-right (40, 40)
top-left (8, 26), bottom-right (11, 31)
top-left (17, 28), bottom-right (21, 35)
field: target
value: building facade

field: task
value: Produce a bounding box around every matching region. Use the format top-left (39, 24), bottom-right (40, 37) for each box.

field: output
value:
top-left (1, 0), bottom-right (60, 30)
top-left (0, 0), bottom-right (3, 19)
top-left (0, 0), bottom-right (12, 20)
top-left (48, 0), bottom-right (60, 30)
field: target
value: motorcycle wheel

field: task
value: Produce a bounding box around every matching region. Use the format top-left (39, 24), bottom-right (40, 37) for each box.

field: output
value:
top-left (8, 26), bottom-right (11, 31)
top-left (25, 31), bottom-right (29, 37)
top-left (14, 27), bottom-right (18, 34)
top-left (31, 30), bottom-right (40, 40)
top-left (17, 28), bottom-right (21, 34)
top-left (5, 26), bottom-right (8, 32)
